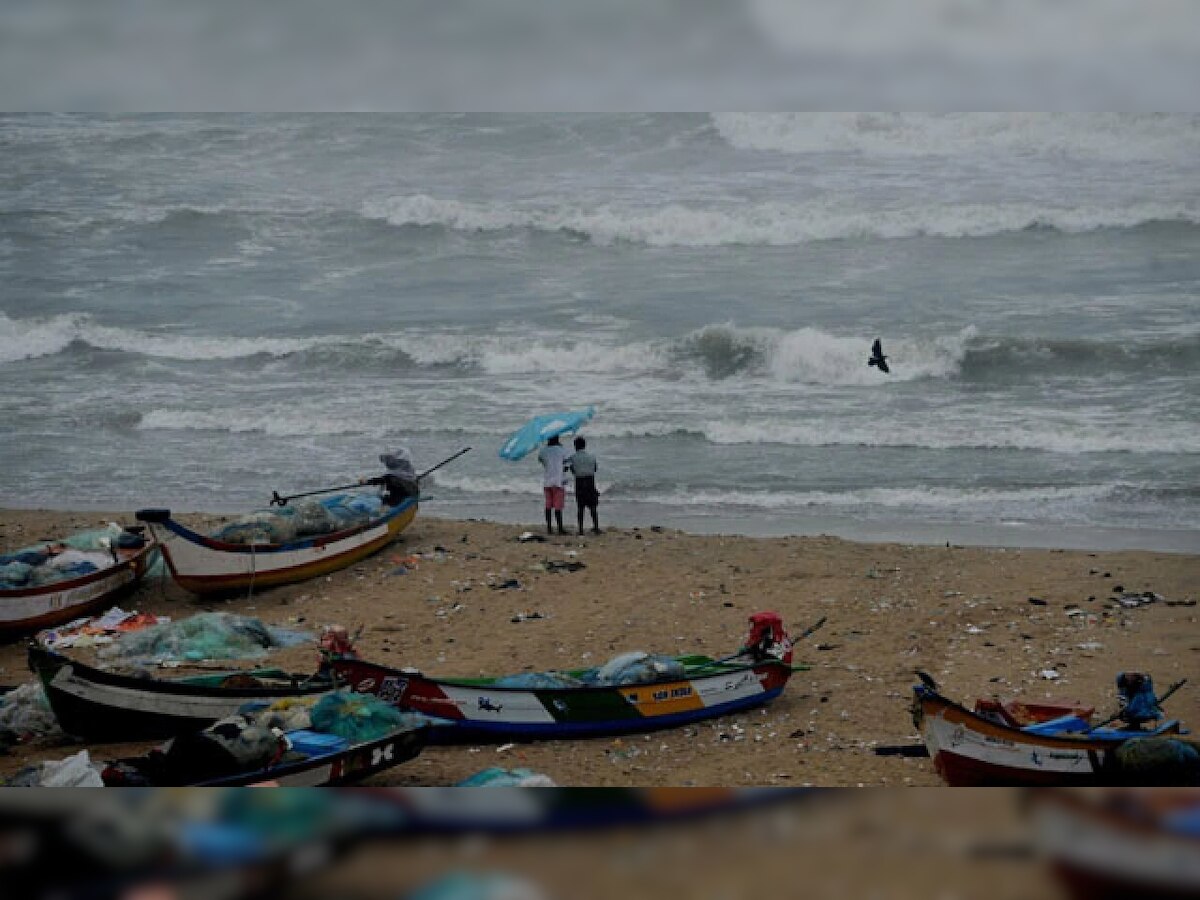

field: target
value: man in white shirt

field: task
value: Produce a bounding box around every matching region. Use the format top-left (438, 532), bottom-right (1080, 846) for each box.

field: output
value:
top-left (537, 435), bottom-right (568, 535)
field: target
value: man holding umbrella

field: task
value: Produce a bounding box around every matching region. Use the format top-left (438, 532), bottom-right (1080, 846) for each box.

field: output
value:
top-left (499, 406), bottom-right (597, 537)
top-left (537, 436), bottom-right (569, 535)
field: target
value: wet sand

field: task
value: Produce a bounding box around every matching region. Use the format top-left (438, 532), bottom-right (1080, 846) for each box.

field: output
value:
top-left (2, 508), bottom-right (1197, 786)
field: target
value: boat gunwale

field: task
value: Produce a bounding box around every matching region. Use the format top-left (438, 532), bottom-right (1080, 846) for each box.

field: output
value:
top-left (30, 643), bottom-right (337, 700)
top-left (335, 653), bottom-right (793, 697)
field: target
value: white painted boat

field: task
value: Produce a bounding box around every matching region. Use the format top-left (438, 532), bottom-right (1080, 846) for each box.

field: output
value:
top-left (0, 539), bottom-right (156, 638)
top-left (136, 497), bottom-right (417, 596)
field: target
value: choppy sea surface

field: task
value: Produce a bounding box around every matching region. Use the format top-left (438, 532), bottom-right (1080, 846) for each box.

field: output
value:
top-left (1, 114), bottom-right (1197, 551)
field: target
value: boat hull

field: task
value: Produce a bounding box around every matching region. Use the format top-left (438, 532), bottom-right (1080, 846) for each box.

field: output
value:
top-left (914, 686), bottom-right (1183, 787)
top-left (332, 656), bottom-right (793, 742)
top-left (30, 644), bottom-right (336, 742)
top-left (139, 499), bottom-right (416, 596)
top-left (0, 544), bottom-right (156, 639)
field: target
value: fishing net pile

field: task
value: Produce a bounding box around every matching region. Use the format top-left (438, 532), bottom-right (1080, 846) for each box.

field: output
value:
top-left (1114, 738), bottom-right (1200, 786)
top-left (211, 494), bottom-right (383, 545)
top-left (456, 767), bottom-right (557, 787)
top-left (0, 523), bottom-right (145, 590)
top-left (0, 682), bottom-right (63, 745)
top-left (493, 651), bottom-right (686, 690)
top-left (100, 612), bottom-right (312, 664)
top-left (238, 690), bottom-right (429, 744)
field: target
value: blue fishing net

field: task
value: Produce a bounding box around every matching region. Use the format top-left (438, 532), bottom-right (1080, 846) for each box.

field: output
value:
top-left (455, 767), bottom-right (556, 787)
top-left (309, 690), bottom-right (423, 744)
top-left (103, 612), bottom-right (312, 663)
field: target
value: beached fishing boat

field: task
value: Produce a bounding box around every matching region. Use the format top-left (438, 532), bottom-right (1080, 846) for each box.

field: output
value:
top-left (1030, 789), bottom-right (1200, 900)
top-left (913, 680), bottom-right (1187, 787)
top-left (99, 720), bottom-right (430, 787)
top-left (0, 531), bottom-right (157, 639)
top-left (135, 496), bottom-right (417, 596)
top-left (330, 612), bottom-right (804, 742)
top-left (29, 642), bottom-right (338, 741)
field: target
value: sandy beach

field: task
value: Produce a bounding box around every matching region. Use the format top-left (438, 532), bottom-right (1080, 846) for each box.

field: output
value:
top-left (1, 508), bottom-right (1197, 786)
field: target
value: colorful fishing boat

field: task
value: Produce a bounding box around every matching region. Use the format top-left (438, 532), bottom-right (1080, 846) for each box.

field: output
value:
top-left (1030, 789), bottom-right (1200, 900)
top-left (135, 496), bottom-right (417, 596)
top-left (0, 530), bottom-right (157, 639)
top-left (329, 612), bottom-right (803, 742)
top-left (29, 641), bottom-right (338, 741)
top-left (99, 720), bottom-right (430, 787)
top-left (913, 678), bottom-right (1187, 787)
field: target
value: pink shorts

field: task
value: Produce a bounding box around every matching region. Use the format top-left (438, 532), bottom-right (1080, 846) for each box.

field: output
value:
top-left (544, 486), bottom-right (566, 510)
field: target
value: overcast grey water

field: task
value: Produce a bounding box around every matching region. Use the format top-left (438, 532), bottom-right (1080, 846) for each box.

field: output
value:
top-left (1, 114), bottom-right (1197, 551)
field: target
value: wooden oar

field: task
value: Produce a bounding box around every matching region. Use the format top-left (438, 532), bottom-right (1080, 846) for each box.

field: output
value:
top-left (417, 446), bottom-right (471, 480)
top-left (269, 447), bottom-right (472, 506)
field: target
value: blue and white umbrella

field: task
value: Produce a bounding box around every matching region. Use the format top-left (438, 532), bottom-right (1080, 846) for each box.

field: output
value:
top-left (498, 406), bottom-right (596, 461)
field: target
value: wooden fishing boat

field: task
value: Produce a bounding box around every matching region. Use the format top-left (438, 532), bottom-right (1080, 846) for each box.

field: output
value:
top-left (100, 721), bottom-right (430, 787)
top-left (0, 535), bottom-right (157, 639)
top-left (135, 496), bottom-right (417, 596)
top-left (29, 642), bottom-right (338, 742)
top-left (1031, 789), bottom-right (1200, 900)
top-left (913, 683), bottom-right (1186, 787)
top-left (330, 612), bottom-right (801, 742)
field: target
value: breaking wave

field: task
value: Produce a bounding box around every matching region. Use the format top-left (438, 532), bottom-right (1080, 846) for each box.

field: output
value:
top-left (701, 420), bottom-right (1200, 455)
top-left (362, 193), bottom-right (1200, 247)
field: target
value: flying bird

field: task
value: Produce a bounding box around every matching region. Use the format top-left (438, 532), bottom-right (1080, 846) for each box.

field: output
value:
top-left (868, 338), bottom-right (890, 374)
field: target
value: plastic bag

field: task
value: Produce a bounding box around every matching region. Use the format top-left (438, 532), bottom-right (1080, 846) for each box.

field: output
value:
top-left (6, 750), bottom-right (105, 787)
top-left (102, 612), bottom-right (311, 663)
top-left (309, 690), bottom-right (419, 743)
top-left (581, 651), bottom-right (685, 687)
top-left (40, 750), bottom-right (105, 787)
top-left (455, 767), bottom-right (557, 787)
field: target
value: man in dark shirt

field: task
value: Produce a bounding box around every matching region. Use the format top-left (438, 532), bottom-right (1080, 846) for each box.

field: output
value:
top-left (568, 436), bottom-right (601, 535)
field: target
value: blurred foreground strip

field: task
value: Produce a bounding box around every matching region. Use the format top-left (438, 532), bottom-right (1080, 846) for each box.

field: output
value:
top-left (1030, 789), bottom-right (1200, 900)
top-left (0, 789), bottom-right (1060, 900)
top-left (5, 789), bottom-right (1196, 899)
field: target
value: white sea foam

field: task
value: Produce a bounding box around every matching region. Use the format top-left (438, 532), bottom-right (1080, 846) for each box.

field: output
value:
top-left (634, 484), bottom-right (1120, 512)
top-left (137, 408), bottom-right (387, 437)
top-left (362, 193), bottom-right (1200, 248)
top-left (702, 419), bottom-right (1200, 454)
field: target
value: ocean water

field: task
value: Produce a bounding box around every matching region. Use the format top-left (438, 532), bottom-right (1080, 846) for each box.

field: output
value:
top-left (1, 114), bottom-right (1197, 551)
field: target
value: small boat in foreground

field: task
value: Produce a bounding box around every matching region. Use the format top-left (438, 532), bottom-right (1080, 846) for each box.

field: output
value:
top-left (913, 673), bottom-right (1189, 786)
top-left (29, 642), bottom-right (338, 742)
top-left (330, 612), bottom-right (806, 742)
top-left (0, 528), bottom-right (157, 639)
top-left (136, 496), bottom-right (417, 596)
top-left (99, 720), bottom-right (430, 787)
